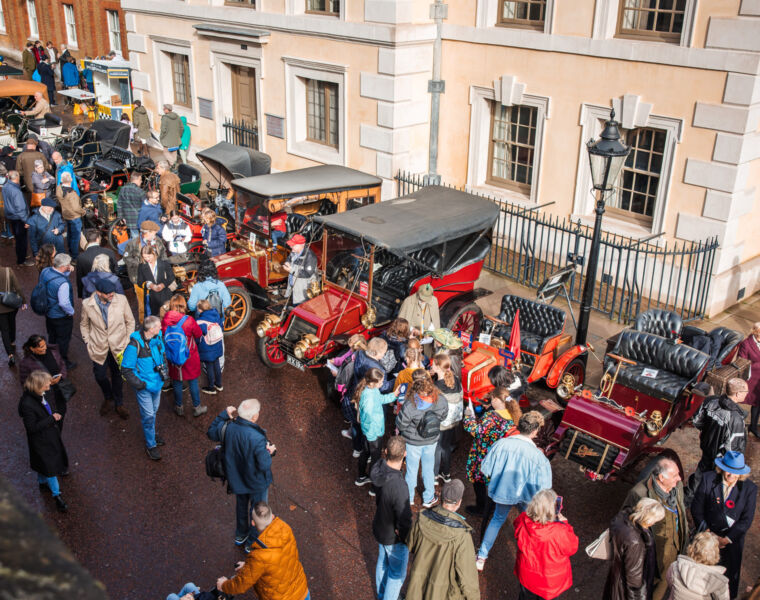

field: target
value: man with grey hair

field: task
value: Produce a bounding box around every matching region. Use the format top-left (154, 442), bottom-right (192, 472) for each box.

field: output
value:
top-left (159, 104), bottom-right (183, 167)
top-left (38, 253), bottom-right (77, 370)
top-left (208, 399), bottom-right (276, 553)
top-left (623, 456), bottom-right (688, 599)
top-left (56, 170), bottom-right (85, 261)
top-left (120, 315), bottom-right (168, 460)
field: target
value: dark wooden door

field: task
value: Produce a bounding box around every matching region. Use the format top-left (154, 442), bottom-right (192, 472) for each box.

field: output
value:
top-left (231, 65), bottom-right (257, 126)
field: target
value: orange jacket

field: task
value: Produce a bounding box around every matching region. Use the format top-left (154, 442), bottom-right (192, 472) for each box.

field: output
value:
top-left (221, 517), bottom-right (308, 600)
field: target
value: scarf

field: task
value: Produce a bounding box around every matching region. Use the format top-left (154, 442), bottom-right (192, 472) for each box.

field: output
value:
top-left (653, 479), bottom-right (678, 510)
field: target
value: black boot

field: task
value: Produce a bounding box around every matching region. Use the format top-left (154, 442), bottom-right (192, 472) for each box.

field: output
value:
top-left (54, 495), bottom-right (68, 512)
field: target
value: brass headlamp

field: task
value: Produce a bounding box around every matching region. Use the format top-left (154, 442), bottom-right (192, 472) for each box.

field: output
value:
top-left (294, 334), bottom-right (319, 359)
top-left (305, 278), bottom-right (322, 299)
top-left (360, 306), bottom-right (377, 329)
top-left (256, 314), bottom-right (281, 338)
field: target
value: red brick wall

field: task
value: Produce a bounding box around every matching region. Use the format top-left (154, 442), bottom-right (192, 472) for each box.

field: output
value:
top-left (0, 0), bottom-right (128, 61)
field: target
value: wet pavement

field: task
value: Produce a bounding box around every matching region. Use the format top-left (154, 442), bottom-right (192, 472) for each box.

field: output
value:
top-left (1, 239), bottom-right (759, 600)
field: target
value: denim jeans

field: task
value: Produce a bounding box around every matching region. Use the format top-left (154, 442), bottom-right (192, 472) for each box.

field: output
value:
top-left (65, 218), bottom-right (82, 259)
top-left (166, 583), bottom-right (200, 600)
top-left (478, 502), bottom-right (523, 559)
top-left (135, 387), bottom-right (161, 448)
top-left (203, 359), bottom-right (222, 388)
top-left (236, 488), bottom-right (269, 540)
top-left (37, 473), bottom-right (60, 496)
top-left (405, 442), bottom-right (437, 504)
top-left (173, 377), bottom-right (200, 407)
top-left (8, 219), bottom-right (28, 264)
top-left (92, 353), bottom-right (123, 406)
top-left (376, 543), bottom-right (409, 600)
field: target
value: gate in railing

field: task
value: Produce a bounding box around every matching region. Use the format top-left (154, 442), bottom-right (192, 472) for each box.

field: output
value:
top-left (222, 117), bottom-right (259, 150)
top-left (395, 171), bottom-right (719, 323)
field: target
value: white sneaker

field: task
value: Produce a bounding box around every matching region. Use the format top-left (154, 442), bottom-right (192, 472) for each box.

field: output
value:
top-left (341, 429), bottom-right (352, 440)
top-left (352, 450), bottom-right (361, 458)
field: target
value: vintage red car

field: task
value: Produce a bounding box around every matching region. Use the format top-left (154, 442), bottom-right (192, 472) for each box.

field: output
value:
top-left (548, 309), bottom-right (747, 481)
top-left (255, 185), bottom-right (499, 370)
top-left (203, 165), bottom-right (383, 334)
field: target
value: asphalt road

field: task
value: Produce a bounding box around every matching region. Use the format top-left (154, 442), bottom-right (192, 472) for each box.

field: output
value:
top-left (1, 242), bottom-right (758, 599)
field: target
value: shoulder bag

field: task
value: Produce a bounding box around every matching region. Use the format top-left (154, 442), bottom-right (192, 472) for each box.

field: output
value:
top-left (1, 268), bottom-right (23, 309)
top-left (585, 528), bottom-right (612, 560)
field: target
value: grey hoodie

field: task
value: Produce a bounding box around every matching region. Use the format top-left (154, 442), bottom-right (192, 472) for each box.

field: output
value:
top-left (395, 393), bottom-right (448, 446)
top-left (665, 555), bottom-right (729, 600)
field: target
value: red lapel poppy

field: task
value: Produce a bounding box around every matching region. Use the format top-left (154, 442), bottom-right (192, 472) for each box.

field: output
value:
top-left (725, 499), bottom-right (735, 509)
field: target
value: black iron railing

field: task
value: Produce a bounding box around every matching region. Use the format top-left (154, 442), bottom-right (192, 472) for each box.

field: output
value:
top-left (222, 117), bottom-right (259, 150)
top-left (395, 170), bottom-right (719, 323)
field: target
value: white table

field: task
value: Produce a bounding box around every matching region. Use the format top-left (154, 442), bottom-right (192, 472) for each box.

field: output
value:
top-left (57, 89), bottom-right (96, 100)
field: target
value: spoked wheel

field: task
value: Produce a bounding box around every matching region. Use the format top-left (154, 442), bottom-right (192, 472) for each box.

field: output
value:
top-left (224, 285), bottom-right (252, 336)
top-left (257, 334), bottom-right (287, 368)
top-left (187, 242), bottom-right (207, 257)
top-left (447, 302), bottom-right (483, 338)
top-left (108, 219), bottom-right (130, 253)
top-left (555, 358), bottom-right (586, 404)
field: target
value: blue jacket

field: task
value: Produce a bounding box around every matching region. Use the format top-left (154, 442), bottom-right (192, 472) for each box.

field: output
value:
top-left (55, 161), bottom-right (79, 195)
top-left (81, 271), bottom-right (124, 299)
top-left (137, 201), bottom-right (163, 231)
top-left (196, 308), bottom-right (224, 361)
top-left (61, 61), bottom-right (79, 88)
top-left (359, 387), bottom-right (397, 442)
top-left (188, 278), bottom-right (232, 312)
top-left (120, 330), bottom-right (166, 393)
top-left (39, 267), bottom-right (73, 319)
top-left (481, 435), bottom-right (552, 506)
top-left (350, 350), bottom-right (392, 396)
top-left (27, 209), bottom-right (65, 255)
top-left (207, 410), bottom-right (272, 496)
top-left (2, 180), bottom-right (28, 221)
top-left (202, 222), bottom-right (226, 257)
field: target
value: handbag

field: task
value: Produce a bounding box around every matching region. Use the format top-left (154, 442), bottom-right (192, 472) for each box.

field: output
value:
top-left (585, 528), bottom-right (612, 560)
top-left (55, 378), bottom-right (77, 402)
top-left (1, 269), bottom-right (23, 309)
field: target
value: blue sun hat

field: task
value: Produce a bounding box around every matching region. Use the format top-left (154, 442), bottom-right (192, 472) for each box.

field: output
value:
top-left (715, 451), bottom-right (751, 475)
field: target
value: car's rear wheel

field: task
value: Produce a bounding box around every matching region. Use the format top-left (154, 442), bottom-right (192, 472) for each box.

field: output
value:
top-left (446, 302), bottom-right (482, 338)
top-left (224, 285), bottom-right (252, 336)
top-left (257, 335), bottom-right (287, 368)
top-left (556, 358), bottom-right (586, 403)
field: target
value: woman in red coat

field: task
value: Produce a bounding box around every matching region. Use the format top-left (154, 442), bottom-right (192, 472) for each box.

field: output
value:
top-left (737, 322), bottom-right (760, 437)
top-left (161, 294), bottom-right (207, 417)
top-left (514, 489), bottom-right (579, 600)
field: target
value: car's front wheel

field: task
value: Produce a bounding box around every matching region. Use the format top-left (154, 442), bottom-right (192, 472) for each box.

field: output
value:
top-left (257, 335), bottom-right (287, 369)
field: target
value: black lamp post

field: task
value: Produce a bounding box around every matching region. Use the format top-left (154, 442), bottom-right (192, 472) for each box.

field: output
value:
top-left (575, 109), bottom-right (631, 346)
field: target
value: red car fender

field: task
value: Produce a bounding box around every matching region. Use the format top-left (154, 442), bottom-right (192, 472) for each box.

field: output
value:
top-left (545, 345), bottom-right (587, 389)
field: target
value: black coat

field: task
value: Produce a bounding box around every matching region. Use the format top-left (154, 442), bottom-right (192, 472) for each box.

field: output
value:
top-left (37, 62), bottom-right (55, 93)
top-left (691, 470), bottom-right (757, 598)
top-left (370, 459), bottom-right (412, 545)
top-left (18, 390), bottom-right (69, 477)
top-left (137, 259), bottom-right (177, 317)
top-left (75, 245), bottom-right (117, 298)
top-left (604, 509), bottom-right (657, 600)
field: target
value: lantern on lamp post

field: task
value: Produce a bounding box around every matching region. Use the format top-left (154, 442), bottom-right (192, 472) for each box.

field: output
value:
top-left (575, 108), bottom-right (630, 346)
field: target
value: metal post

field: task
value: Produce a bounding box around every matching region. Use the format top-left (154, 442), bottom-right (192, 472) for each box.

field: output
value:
top-left (575, 191), bottom-right (606, 345)
top-left (427, 0), bottom-right (447, 185)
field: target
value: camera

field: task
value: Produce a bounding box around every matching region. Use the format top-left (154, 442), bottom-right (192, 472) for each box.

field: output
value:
top-left (155, 363), bottom-right (169, 381)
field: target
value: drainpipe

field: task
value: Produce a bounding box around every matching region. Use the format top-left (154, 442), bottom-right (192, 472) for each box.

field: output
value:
top-left (427, 0), bottom-right (447, 185)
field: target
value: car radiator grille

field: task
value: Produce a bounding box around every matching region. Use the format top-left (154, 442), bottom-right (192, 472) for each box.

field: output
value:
top-left (558, 429), bottom-right (620, 475)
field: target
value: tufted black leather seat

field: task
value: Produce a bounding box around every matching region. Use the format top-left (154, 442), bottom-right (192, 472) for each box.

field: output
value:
top-left (634, 309), bottom-right (683, 340)
top-left (28, 112), bottom-right (62, 135)
top-left (605, 330), bottom-right (709, 402)
top-left (709, 327), bottom-right (743, 365)
top-left (285, 213), bottom-right (306, 235)
top-left (490, 295), bottom-right (566, 355)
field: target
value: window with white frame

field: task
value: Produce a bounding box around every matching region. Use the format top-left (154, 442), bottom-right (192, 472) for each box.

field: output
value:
top-left (168, 52), bottom-right (191, 108)
top-left (306, 0), bottom-right (339, 15)
top-left (0, 2), bottom-right (6, 33)
top-left (477, 0), bottom-right (555, 33)
top-left (63, 5), bottom-right (77, 47)
top-left (27, 0), bottom-right (38, 38)
top-left (107, 10), bottom-right (121, 53)
top-left (593, 0), bottom-right (697, 46)
top-left (573, 104), bottom-right (682, 234)
top-left (284, 57), bottom-right (346, 165)
top-left (467, 84), bottom-right (549, 204)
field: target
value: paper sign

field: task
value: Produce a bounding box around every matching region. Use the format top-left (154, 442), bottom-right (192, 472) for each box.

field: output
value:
top-left (359, 281), bottom-right (368, 297)
top-left (420, 336), bottom-right (433, 344)
top-left (459, 331), bottom-right (471, 350)
top-left (478, 333), bottom-right (492, 345)
top-left (642, 368), bottom-right (659, 378)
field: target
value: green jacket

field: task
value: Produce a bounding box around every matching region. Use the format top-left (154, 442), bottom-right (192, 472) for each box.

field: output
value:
top-left (159, 111), bottom-right (183, 148)
top-left (132, 105), bottom-right (151, 140)
top-left (406, 506), bottom-right (480, 600)
top-left (622, 476), bottom-right (689, 584)
top-left (22, 49), bottom-right (36, 74)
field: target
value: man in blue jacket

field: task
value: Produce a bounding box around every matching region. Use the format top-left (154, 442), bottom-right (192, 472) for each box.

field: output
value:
top-left (208, 399), bottom-right (276, 553)
top-left (137, 190), bottom-right (164, 231)
top-left (28, 197), bottom-right (65, 256)
top-left (120, 316), bottom-right (167, 461)
top-left (3, 171), bottom-right (31, 265)
top-left (51, 151), bottom-right (79, 196)
top-left (476, 410), bottom-right (552, 571)
top-left (39, 253), bottom-right (77, 369)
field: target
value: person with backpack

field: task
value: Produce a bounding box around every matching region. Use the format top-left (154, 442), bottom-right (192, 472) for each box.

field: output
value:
top-left (195, 299), bottom-right (224, 395)
top-left (187, 259), bottom-right (231, 316)
top-left (353, 368), bottom-right (402, 494)
top-left (120, 316), bottom-right (168, 461)
top-left (162, 294), bottom-right (207, 418)
top-left (32, 253), bottom-right (77, 370)
top-left (137, 245), bottom-right (177, 318)
top-left (431, 353), bottom-right (463, 484)
top-left (395, 370), bottom-right (448, 508)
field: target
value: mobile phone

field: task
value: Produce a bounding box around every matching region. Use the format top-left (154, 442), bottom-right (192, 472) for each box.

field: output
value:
top-left (397, 383), bottom-right (408, 401)
top-left (555, 495), bottom-right (564, 515)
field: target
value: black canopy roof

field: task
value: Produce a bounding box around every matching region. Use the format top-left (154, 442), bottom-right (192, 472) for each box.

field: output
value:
top-left (0, 65), bottom-right (23, 76)
top-left (315, 186), bottom-right (499, 252)
top-left (89, 119), bottom-right (131, 153)
top-left (196, 142), bottom-right (271, 183)
top-left (231, 165), bottom-right (382, 200)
